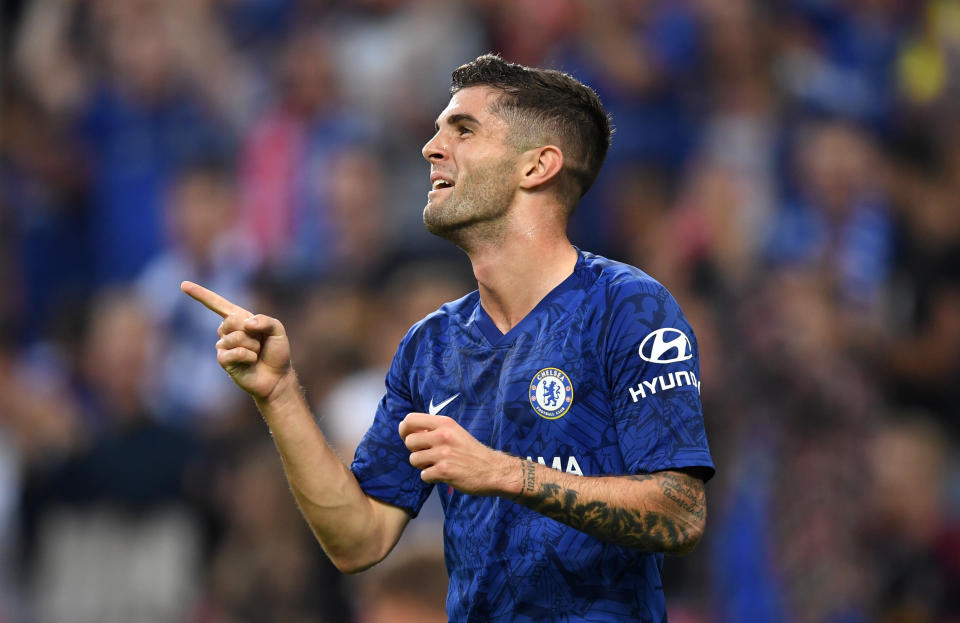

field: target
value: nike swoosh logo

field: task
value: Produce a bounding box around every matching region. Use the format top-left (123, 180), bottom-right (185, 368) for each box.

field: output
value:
top-left (428, 393), bottom-right (460, 415)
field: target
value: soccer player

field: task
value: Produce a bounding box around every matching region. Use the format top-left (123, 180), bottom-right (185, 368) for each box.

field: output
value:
top-left (183, 54), bottom-right (714, 622)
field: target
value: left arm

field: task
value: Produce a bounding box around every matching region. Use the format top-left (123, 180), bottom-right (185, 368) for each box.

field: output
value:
top-left (512, 459), bottom-right (705, 555)
top-left (400, 413), bottom-right (706, 555)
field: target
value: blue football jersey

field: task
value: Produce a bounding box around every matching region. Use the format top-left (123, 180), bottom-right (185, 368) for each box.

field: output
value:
top-left (351, 250), bottom-right (714, 623)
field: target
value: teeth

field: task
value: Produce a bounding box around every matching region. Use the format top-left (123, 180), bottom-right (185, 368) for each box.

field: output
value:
top-left (432, 179), bottom-right (451, 190)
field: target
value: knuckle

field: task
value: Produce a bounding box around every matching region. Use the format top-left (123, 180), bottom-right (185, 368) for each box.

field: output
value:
top-left (225, 314), bottom-right (246, 330)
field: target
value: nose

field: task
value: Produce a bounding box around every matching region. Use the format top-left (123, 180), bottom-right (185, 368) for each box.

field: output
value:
top-left (422, 131), bottom-right (446, 162)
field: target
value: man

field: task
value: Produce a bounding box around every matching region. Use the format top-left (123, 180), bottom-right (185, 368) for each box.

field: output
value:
top-left (183, 54), bottom-right (714, 622)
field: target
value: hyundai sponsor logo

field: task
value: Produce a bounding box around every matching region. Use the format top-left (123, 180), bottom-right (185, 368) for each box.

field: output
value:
top-left (638, 328), bottom-right (693, 364)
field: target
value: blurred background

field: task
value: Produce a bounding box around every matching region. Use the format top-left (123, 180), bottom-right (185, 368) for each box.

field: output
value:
top-left (0, 0), bottom-right (959, 621)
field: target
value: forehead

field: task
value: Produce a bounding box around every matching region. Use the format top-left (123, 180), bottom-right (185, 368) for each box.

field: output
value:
top-left (436, 86), bottom-right (505, 127)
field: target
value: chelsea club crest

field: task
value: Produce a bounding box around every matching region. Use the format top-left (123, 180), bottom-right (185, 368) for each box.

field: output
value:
top-left (529, 367), bottom-right (574, 420)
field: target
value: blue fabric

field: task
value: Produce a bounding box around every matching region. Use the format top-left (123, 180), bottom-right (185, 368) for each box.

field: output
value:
top-left (711, 447), bottom-right (786, 623)
top-left (285, 113), bottom-right (372, 277)
top-left (352, 250), bottom-right (714, 622)
top-left (80, 86), bottom-right (230, 285)
top-left (783, 3), bottom-right (904, 128)
top-left (1, 158), bottom-right (90, 341)
top-left (764, 198), bottom-right (893, 304)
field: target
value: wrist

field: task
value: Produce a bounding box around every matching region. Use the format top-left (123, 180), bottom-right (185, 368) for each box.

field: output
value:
top-left (509, 456), bottom-right (537, 501)
top-left (482, 453), bottom-right (525, 499)
top-left (255, 370), bottom-right (302, 413)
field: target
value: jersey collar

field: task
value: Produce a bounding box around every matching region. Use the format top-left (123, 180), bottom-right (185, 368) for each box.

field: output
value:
top-left (473, 248), bottom-right (586, 347)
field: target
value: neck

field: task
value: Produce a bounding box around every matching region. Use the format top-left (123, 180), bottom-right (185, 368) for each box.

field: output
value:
top-left (466, 217), bottom-right (577, 335)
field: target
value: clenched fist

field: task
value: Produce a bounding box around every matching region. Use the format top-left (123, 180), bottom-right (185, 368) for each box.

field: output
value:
top-left (399, 412), bottom-right (519, 498)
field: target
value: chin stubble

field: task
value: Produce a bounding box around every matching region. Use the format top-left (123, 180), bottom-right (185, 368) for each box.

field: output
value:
top-left (423, 158), bottom-right (517, 242)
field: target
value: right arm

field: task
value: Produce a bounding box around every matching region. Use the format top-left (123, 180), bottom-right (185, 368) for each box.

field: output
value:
top-left (14, 0), bottom-right (88, 115)
top-left (181, 281), bottom-right (410, 573)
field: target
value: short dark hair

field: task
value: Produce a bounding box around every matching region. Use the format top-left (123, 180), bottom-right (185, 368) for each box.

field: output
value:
top-left (451, 54), bottom-right (613, 210)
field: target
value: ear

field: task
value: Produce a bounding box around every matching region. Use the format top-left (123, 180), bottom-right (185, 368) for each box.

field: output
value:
top-left (518, 145), bottom-right (564, 191)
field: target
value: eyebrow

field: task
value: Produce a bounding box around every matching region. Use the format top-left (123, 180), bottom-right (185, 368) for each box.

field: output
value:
top-left (435, 113), bottom-right (480, 132)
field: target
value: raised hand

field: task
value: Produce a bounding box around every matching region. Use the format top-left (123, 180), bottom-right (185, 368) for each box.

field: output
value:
top-left (180, 281), bottom-right (293, 402)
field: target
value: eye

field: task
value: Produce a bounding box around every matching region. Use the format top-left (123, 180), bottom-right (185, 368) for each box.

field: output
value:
top-left (457, 126), bottom-right (473, 137)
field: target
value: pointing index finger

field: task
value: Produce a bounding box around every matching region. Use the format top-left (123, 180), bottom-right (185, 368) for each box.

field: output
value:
top-left (180, 281), bottom-right (251, 318)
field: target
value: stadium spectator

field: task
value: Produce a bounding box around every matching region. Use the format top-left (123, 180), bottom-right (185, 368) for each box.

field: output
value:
top-left (355, 548), bottom-right (448, 623)
top-left (14, 0), bottom-right (234, 286)
top-left (137, 160), bottom-right (259, 424)
top-left (190, 438), bottom-right (351, 623)
top-left (238, 26), bottom-right (371, 277)
top-left (867, 414), bottom-right (960, 621)
top-left (0, 81), bottom-right (89, 342)
top-left (20, 288), bottom-right (203, 623)
top-left (765, 119), bottom-right (894, 310)
top-left (880, 133), bottom-right (960, 429)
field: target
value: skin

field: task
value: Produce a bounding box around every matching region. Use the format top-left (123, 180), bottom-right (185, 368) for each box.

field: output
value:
top-left (182, 85), bottom-right (706, 572)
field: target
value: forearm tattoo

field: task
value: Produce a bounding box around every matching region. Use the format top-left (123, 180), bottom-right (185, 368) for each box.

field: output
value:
top-left (520, 459), bottom-right (537, 496)
top-left (660, 471), bottom-right (705, 521)
top-left (514, 460), bottom-right (705, 554)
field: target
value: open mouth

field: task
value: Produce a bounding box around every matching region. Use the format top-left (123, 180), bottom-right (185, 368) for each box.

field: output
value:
top-left (431, 179), bottom-right (454, 190)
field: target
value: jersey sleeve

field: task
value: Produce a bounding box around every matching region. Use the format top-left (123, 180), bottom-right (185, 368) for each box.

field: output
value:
top-left (350, 328), bottom-right (435, 516)
top-left (604, 280), bottom-right (715, 480)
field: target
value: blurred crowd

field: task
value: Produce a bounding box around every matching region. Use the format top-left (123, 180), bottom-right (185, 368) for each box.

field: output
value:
top-left (1, 0), bottom-right (959, 621)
